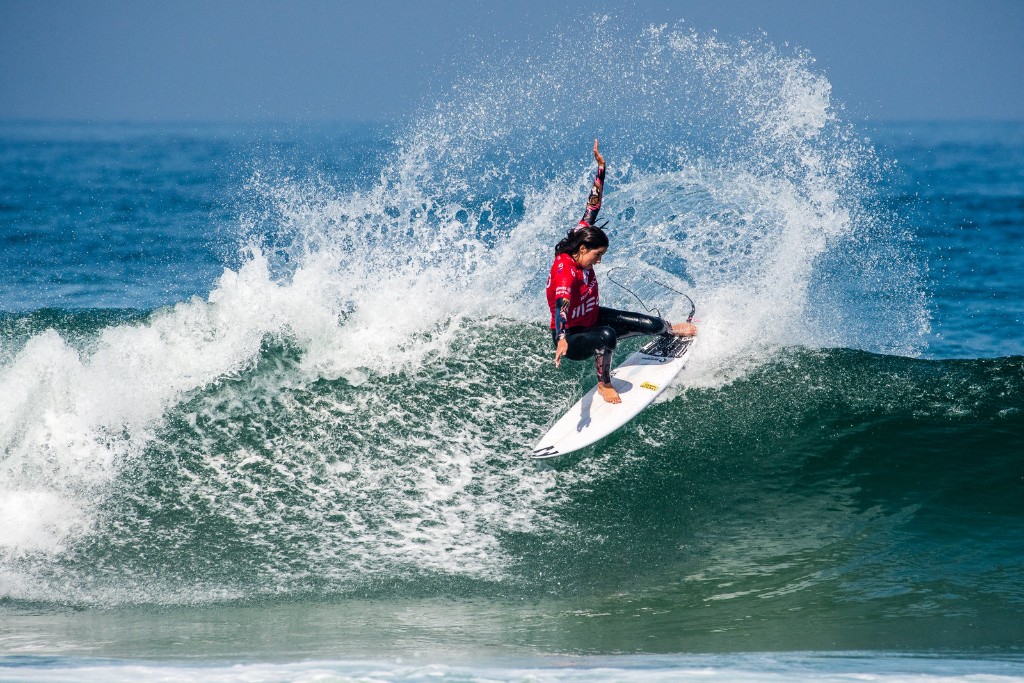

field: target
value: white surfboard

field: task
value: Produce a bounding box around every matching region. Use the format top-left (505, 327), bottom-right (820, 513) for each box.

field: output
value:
top-left (530, 335), bottom-right (694, 459)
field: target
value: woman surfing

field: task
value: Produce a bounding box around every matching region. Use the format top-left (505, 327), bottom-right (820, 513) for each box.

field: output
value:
top-left (546, 140), bottom-right (698, 404)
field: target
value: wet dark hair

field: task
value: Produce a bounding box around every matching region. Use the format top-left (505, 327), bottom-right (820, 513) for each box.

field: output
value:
top-left (554, 225), bottom-right (609, 256)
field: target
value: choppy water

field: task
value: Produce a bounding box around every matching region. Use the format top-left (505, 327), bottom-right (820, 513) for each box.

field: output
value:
top-left (1, 18), bottom-right (1022, 683)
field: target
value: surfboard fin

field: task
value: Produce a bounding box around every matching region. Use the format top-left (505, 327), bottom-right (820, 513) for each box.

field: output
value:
top-left (530, 445), bottom-right (561, 459)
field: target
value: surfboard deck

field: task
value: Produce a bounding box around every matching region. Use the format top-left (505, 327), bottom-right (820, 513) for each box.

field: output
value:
top-left (530, 335), bottom-right (693, 459)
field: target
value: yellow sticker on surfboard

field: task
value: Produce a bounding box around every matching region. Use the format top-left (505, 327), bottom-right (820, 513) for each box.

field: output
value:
top-left (640, 381), bottom-right (659, 391)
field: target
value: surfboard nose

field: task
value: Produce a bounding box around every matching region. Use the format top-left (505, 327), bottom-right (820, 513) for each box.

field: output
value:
top-left (530, 445), bottom-right (560, 459)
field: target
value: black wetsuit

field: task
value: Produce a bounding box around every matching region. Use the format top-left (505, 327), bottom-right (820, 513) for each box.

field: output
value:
top-left (548, 162), bottom-right (671, 384)
top-left (556, 307), bottom-right (669, 384)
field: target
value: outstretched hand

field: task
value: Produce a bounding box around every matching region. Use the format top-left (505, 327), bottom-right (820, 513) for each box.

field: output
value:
top-left (593, 139), bottom-right (605, 167)
top-left (554, 338), bottom-right (568, 368)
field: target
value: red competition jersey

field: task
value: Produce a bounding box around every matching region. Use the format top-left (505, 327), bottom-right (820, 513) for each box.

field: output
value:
top-left (547, 252), bottom-right (600, 329)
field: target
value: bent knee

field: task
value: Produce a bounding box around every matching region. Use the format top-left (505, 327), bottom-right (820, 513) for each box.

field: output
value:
top-left (594, 326), bottom-right (617, 350)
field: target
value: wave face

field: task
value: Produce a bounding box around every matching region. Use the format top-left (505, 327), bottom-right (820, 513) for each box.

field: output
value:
top-left (1, 325), bottom-right (1021, 649)
top-left (2, 18), bottom-right (1018, 652)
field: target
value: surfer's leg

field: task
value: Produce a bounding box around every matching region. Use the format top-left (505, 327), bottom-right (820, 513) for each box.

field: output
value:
top-left (597, 307), bottom-right (669, 340)
top-left (563, 326), bottom-right (622, 403)
top-left (594, 349), bottom-right (612, 383)
top-left (597, 307), bottom-right (696, 338)
top-left (563, 326), bottom-right (617, 361)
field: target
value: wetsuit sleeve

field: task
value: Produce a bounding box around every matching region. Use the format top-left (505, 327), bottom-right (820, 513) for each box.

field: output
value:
top-left (578, 163), bottom-right (606, 228)
top-left (550, 259), bottom-right (574, 338)
top-left (554, 298), bottom-right (570, 340)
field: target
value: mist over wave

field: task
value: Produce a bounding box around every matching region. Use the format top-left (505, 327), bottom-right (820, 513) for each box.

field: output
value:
top-left (0, 18), bottom-right (948, 609)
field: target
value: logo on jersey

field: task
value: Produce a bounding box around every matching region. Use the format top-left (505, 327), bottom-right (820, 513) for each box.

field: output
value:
top-left (569, 295), bottom-right (597, 321)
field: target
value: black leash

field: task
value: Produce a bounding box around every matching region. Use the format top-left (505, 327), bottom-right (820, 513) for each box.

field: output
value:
top-left (606, 267), bottom-right (696, 323)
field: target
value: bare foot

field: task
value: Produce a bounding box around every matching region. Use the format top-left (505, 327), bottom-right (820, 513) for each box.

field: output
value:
top-left (670, 322), bottom-right (698, 337)
top-left (597, 382), bottom-right (622, 404)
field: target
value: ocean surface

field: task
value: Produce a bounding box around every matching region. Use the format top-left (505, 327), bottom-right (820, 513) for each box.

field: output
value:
top-left (1, 22), bottom-right (1022, 683)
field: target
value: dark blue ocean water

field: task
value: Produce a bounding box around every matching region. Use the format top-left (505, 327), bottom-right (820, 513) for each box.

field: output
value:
top-left (1, 23), bottom-right (1022, 683)
top-left (871, 121), bottom-right (1024, 358)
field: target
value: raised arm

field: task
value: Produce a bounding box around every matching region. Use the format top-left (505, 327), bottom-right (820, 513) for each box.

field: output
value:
top-left (578, 139), bottom-right (606, 228)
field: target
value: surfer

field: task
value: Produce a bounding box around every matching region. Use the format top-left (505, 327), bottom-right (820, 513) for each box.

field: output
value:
top-left (547, 140), bottom-right (698, 404)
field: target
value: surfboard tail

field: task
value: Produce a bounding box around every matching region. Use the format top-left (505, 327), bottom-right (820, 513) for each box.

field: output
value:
top-left (639, 334), bottom-right (693, 358)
